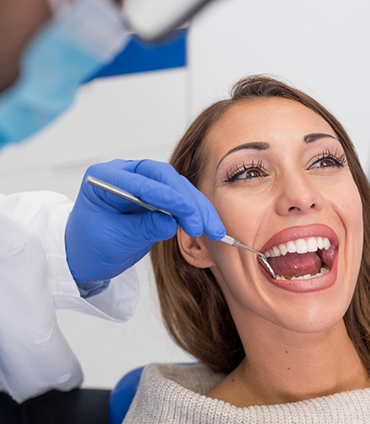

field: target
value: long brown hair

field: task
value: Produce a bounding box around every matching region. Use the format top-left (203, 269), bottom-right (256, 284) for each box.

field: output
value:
top-left (151, 75), bottom-right (370, 374)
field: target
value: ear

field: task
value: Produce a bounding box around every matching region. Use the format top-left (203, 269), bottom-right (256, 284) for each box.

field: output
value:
top-left (177, 227), bottom-right (216, 269)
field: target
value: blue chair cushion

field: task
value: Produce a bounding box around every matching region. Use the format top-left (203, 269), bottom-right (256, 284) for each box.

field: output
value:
top-left (109, 366), bottom-right (145, 424)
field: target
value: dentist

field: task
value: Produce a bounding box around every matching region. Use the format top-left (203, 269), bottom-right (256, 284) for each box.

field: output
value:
top-left (0, 0), bottom-right (225, 406)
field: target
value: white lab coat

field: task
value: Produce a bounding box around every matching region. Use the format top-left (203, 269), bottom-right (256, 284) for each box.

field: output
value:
top-left (0, 191), bottom-right (139, 403)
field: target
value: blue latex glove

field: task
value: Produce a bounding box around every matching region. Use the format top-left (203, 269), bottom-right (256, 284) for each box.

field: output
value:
top-left (65, 159), bottom-right (226, 284)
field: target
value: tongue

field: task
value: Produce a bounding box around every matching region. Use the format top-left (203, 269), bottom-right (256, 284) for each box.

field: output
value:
top-left (321, 246), bottom-right (335, 270)
top-left (268, 252), bottom-right (322, 279)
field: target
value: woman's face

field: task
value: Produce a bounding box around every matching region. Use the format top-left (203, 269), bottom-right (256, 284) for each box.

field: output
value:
top-left (197, 98), bottom-right (363, 334)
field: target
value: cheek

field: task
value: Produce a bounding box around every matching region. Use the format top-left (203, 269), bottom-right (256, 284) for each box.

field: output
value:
top-left (337, 179), bottom-right (363, 242)
top-left (203, 188), bottom-right (273, 304)
top-left (200, 185), bottom-right (263, 302)
top-left (211, 188), bottom-right (265, 243)
top-left (204, 223), bottom-right (265, 312)
top-left (332, 178), bottom-right (363, 294)
top-left (348, 186), bottom-right (363, 268)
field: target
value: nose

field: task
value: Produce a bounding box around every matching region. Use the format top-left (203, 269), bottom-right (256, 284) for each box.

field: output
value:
top-left (274, 170), bottom-right (324, 216)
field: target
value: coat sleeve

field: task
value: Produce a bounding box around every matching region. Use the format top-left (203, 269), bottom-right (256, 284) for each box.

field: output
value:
top-left (0, 191), bottom-right (139, 402)
top-left (0, 191), bottom-right (139, 321)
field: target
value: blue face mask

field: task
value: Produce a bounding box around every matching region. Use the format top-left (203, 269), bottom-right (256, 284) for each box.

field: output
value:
top-left (0, 0), bottom-right (129, 148)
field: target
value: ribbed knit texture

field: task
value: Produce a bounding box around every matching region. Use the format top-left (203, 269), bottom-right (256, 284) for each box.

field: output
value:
top-left (123, 363), bottom-right (370, 423)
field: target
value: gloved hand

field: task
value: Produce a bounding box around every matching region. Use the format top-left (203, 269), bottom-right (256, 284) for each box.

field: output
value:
top-left (65, 159), bottom-right (226, 284)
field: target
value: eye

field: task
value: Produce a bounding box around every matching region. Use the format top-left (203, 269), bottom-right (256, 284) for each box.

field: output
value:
top-left (225, 160), bottom-right (267, 182)
top-left (239, 169), bottom-right (264, 179)
top-left (311, 157), bottom-right (338, 168)
top-left (309, 150), bottom-right (347, 170)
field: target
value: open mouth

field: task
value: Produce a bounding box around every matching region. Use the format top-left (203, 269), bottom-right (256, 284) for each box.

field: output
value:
top-left (264, 236), bottom-right (336, 281)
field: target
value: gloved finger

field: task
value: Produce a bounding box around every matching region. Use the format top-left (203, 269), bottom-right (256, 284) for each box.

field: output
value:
top-left (177, 177), bottom-right (226, 240)
top-left (87, 159), bottom-right (197, 213)
top-left (134, 160), bottom-right (225, 239)
top-left (87, 209), bottom-right (178, 246)
top-left (105, 170), bottom-right (224, 239)
top-left (85, 159), bottom-right (225, 239)
top-left (85, 161), bottom-right (203, 234)
top-left (87, 170), bottom-right (197, 218)
top-left (121, 210), bottom-right (179, 244)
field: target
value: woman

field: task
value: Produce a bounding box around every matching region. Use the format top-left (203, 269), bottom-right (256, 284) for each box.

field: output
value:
top-left (124, 75), bottom-right (370, 423)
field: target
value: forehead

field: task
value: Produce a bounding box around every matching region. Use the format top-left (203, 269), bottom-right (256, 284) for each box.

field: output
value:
top-left (205, 97), bottom-right (335, 151)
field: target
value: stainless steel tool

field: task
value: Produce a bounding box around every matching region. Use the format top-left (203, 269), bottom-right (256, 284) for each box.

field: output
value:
top-left (86, 175), bottom-right (276, 279)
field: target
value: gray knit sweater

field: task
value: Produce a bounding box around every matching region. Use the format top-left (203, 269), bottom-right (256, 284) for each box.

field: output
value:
top-left (123, 363), bottom-right (370, 423)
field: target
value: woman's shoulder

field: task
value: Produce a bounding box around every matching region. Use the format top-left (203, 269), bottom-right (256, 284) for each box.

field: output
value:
top-left (123, 363), bottom-right (226, 423)
top-left (142, 362), bottom-right (226, 395)
top-left (123, 363), bottom-right (370, 424)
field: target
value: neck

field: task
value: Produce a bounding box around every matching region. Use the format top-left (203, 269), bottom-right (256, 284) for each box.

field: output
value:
top-left (208, 317), bottom-right (370, 407)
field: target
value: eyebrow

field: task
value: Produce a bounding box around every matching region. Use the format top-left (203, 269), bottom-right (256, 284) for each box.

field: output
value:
top-left (304, 133), bottom-right (337, 143)
top-left (217, 141), bottom-right (270, 170)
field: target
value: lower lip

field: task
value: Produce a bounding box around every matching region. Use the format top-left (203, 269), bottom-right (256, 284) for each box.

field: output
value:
top-left (260, 251), bottom-right (338, 293)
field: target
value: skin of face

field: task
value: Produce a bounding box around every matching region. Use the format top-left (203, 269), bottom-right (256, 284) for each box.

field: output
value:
top-left (0, 0), bottom-right (124, 94)
top-left (178, 97), bottom-right (363, 338)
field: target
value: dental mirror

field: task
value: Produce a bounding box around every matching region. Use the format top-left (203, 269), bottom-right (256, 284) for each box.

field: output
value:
top-left (122, 0), bottom-right (212, 41)
top-left (86, 176), bottom-right (276, 279)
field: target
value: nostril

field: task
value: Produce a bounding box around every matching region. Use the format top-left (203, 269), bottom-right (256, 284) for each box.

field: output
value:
top-left (287, 202), bottom-right (316, 212)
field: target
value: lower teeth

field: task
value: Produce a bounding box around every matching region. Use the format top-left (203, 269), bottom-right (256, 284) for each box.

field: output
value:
top-left (275, 266), bottom-right (329, 281)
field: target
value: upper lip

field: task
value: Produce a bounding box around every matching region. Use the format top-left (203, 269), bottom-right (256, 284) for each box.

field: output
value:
top-left (260, 224), bottom-right (339, 255)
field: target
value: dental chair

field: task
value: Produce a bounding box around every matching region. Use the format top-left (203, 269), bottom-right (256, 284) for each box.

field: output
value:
top-left (0, 388), bottom-right (111, 424)
top-left (109, 366), bottom-right (145, 424)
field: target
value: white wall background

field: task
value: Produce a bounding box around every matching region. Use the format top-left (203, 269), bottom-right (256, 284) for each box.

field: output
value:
top-left (0, 0), bottom-right (370, 390)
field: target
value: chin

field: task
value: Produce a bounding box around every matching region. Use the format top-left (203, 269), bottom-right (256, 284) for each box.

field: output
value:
top-left (277, 309), bottom-right (346, 335)
top-left (267, 284), bottom-right (353, 335)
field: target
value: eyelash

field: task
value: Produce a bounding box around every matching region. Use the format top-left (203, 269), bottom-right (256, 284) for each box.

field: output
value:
top-left (224, 149), bottom-right (347, 183)
top-left (310, 149), bottom-right (347, 169)
top-left (225, 159), bottom-right (266, 183)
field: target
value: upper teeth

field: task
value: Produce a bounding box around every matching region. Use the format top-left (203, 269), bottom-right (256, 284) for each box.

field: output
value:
top-left (265, 237), bottom-right (332, 258)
